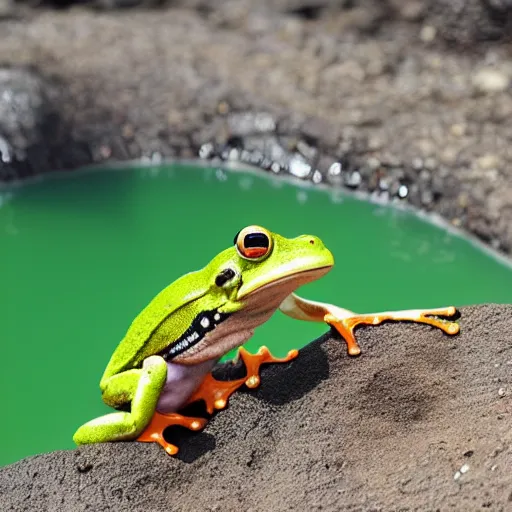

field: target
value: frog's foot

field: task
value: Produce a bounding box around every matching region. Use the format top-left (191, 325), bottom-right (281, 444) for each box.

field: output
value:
top-left (325, 306), bottom-right (460, 356)
top-left (136, 412), bottom-right (207, 455)
top-left (136, 346), bottom-right (297, 455)
top-left (185, 346), bottom-right (299, 414)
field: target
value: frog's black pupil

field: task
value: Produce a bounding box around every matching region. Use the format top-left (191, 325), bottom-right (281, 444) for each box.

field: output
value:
top-left (244, 232), bottom-right (269, 248)
top-left (215, 268), bottom-right (236, 287)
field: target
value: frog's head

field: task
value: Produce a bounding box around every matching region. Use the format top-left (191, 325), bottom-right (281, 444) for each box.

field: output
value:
top-left (205, 225), bottom-right (334, 309)
top-left (230, 225), bottom-right (334, 300)
top-left (171, 226), bottom-right (334, 364)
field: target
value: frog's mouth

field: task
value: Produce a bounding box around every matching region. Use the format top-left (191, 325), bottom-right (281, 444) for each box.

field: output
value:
top-left (165, 265), bottom-right (332, 365)
top-left (237, 256), bottom-right (334, 300)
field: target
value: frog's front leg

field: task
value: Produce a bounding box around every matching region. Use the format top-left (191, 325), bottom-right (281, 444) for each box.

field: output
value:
top-left (73, 355), bottom-right (168, 444)
top-left (280, 293), bottom-right (460, 356)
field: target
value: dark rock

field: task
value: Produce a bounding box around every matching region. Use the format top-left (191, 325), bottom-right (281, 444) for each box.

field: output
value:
top-left (0, 67), bottom-right (89, 181)
top-left (0, 0), bottom-right (14, 18)
top-left (426, 0), bottom-right (512, 44)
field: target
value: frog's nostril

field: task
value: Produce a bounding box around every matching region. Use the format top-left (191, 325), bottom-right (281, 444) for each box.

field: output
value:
top-left (309, 239), bottom-right (315, 245)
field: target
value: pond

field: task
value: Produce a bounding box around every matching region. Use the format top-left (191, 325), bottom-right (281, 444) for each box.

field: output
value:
top-left (2, 163), bottom-right (512, 467)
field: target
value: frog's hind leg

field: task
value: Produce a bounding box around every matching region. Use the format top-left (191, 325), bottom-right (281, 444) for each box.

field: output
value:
top-left (73, 355), bottom-right (168, 445)
top-left (280, 294), bottom-right (460, 356)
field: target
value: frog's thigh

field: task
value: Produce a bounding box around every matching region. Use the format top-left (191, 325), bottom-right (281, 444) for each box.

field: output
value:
top-left (73, 356), bottom-right (167, 445)
top-left (100, 368), bottom-right (141, 408)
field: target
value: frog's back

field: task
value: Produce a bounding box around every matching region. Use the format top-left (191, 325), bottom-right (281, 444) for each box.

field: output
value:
top-left (101, 269), bottom-right (209, 382)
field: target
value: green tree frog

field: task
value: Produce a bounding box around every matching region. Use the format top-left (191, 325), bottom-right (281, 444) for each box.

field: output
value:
top-left (73, 226), bottom-right (459, 455)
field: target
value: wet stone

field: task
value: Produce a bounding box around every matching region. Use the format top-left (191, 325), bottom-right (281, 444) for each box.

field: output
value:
top-left (0, 67), bottom-right (86, 180)
top-left (288, 153), bottom-right (311, 179)
top-left (345, 170), bottom-right (362, 189)
top-left (199, 142), bottom-right (215, 159)
top-left (379, 178), bottom-right (389, 191)
top-left (473, 68), bottom-right (510, 94)
top-left (227, 112), bottom-right (277, 136)
top-left (421, 189), bottom-right (434, 206)
top-left (0, 0), bottom-right (13, 18)
top-left (296, 139), bottom-right (317, 162)
top-left (300, 116), bottom-right (340, 148)
top-left (311, 169), bottom-right (322, 184)
top-left (327, 162), bottom-right (342, 177)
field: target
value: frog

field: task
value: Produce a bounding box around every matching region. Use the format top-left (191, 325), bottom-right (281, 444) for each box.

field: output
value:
top-left (73, 225), bottom-right (460, 455)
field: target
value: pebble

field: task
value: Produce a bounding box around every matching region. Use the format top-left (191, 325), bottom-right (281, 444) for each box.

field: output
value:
top-left (477, 154), bottom-right (500, 170)
top-left (312, 170), bottom-right (322, 184)
top-left (398, 185), bottom-right (408, 198)
top-left (0, 0), bottom-right (13, 19)
top-left (419, 169), bottom-right (431, 182)
top-left (498, 387), bottom-right (506, 397)
top-left (450, 123), bottom-right (467, 137)
top-left (288, 155), bottom-right (311, 179)
top-left (412, 157), bottom-right (424, 170)
top-left (217, 101), bottom-right (230, 115)
top-left (228, 112), bottom-right (276, 136)
top-left (345, 170), bottom-right (362, 188)
top-left (328, 162), bottom-right (342, 176)
top-left (424, 157), bottom-right (438, 171)
top-left (0, 135), bottom-right (12, 163)
top-left (121, 123), bottom-right (135, 139)
top-left (473, 68), bottom-right (510, 94)
top-left (367, 157), bottom-right (381, 170)
top-left (227, 148), bottom-right (240, 161)
top-left (421, 189), bottom-right (433, 205)
top-left (420, 25), bottom-right (437, 43)
top-left (199, 142), bottom-right (215, 159)
top-left (367, 136), bottom-right (383, 151)
top-left (399, 1), bottom-right (425, 21)
top-left (296, 140), bottom-right (317, 161)
top-left (270, 162), bottom-right (281, 173)
top-left (454, 463), bottom-right (470, 481)
top-left (379, 178), bottom-right (389, 191)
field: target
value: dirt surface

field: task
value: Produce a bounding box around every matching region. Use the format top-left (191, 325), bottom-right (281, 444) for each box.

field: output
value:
top-left (1, 2), bottom-right (512, 255)
top-left (1, 304), bottom-right (511, 511)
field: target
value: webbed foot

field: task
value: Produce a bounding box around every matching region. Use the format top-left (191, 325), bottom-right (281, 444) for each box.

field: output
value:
top-left (325, 306), bottom-right (460, 356)
top-left (186, 346), bottom-right (299, 414)
top-left (136, 412), bottom-right (207, 455)
top-left (136, 346), bottom-right (298, 455)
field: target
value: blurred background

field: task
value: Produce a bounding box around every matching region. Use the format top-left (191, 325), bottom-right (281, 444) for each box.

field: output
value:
top-left (1, 0), bottom-right (512, 466)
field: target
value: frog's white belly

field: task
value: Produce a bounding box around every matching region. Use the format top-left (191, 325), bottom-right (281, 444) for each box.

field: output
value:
top-left (156, 323), bottom-right (257, 412)
top-left (156, 359), bottom-right (217, 413)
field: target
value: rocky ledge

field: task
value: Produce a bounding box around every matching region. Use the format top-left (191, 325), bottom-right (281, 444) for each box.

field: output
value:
top-left (1, 304), bottom-right (511, 511)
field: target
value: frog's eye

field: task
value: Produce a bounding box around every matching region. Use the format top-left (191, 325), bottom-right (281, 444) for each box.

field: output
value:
top-left (234, 226), bottom-right (273, 260)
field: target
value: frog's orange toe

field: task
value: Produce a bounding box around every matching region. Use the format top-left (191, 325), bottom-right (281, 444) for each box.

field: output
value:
top-left (185, 373), bottom-right (248, 414)
top-left (325, 305), bottom-right (460, 355)
top-left (137, 412), bottom-right (207, 455)
top-left (185, 346), bottom-right (299, 413)
top-left (138, 346), bottom-right (299, 456)
top-left (447, 322), bottom-right (460, 335)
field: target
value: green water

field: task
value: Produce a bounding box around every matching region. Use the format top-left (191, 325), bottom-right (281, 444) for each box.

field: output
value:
top-left (2, 163), bottom-right (512, 467)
